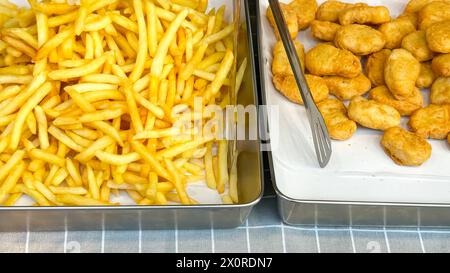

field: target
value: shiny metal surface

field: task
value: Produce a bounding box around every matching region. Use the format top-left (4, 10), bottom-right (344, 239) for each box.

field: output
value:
top-left (0, 0), bottom-right (263, 232)
top-left (268, 0), bottom-right (331, 168)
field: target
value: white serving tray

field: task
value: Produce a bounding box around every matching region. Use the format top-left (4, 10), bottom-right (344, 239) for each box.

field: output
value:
top-left (259, 0), bottom-right (450, 204)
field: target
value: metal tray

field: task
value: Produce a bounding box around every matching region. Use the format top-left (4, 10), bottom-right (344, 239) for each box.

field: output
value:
top-left (256, 0), bottom-right (450, 228)
top-left (0, 0), bottom-right (263, 232)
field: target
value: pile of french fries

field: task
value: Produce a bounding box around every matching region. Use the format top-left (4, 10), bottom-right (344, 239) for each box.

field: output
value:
top-left (0, 0), bottom-right (246, 206)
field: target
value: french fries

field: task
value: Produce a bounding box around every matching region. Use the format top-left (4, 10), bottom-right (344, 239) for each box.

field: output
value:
top-left (0, 0), bottom-right (241, 207)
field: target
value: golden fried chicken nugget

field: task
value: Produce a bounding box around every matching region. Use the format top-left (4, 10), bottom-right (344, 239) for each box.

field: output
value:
top-left (272, 40), bottom-right (305, 76)
top-left (310, 20), bottom-right (341, 41)
top-left (401, 30), bottom-right (435, 62)
top-left (431, 77), bottom-right (450, 105)
top-left (366, 49), bottom-right (391, 87)
top-left (267, 3), bottom-right (299, 40)
top-left (272, 74), bottom-right (329, 105)
top-left (418, 1), bottom-right (450, 30)
top-left (378, 18), bottom-right (416, 49)
top-left (305, 44), bottom-right (361, 78)
top-left (334, 24), bottom-right (385, 56)
top-left (448, 133), bottom-right (450, 145)
top-left (417, 62), bottom-right (437, 88)
top-left (288, 0), bottom-right (318, 30)
top-left (316, 0), bottom-right (367, 22)
top-left (369, 85), bottom-right (423, 116)
top-left (384, 49), bottom-right (421, 100)
top-left (381, 127), bottom-right (432, 166)
top-left (347, 96), bottom-right (401, 130)
top-left (324, 73), bottom-right (371, 100)
top-left (317, 98), bottom-right (357, 140)
top-left (405, 0), bottom-right (450, 13)
top-left (409, 104), bottom-right (450, 139)
top-left (398, 12), bottom-right (419, 29)
top-left (432, 53), bottom-right (450, 77)
top-left (339, 6), bottom-right (391, 26)
top-left (426, 20), bottom-right (450, 54)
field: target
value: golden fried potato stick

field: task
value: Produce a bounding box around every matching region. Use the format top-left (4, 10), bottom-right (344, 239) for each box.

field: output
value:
top-left (48, 53), bottom-right (108, 80)
top-left (0, 162), bottom-right (25, 204)
top-left (151, 9), bottom-right (189, 78)
top-left (9, 82), bottom-right (52, 150)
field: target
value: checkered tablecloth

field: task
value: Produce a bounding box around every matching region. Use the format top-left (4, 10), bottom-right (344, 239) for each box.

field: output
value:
top-left (1, 195), bottom-right (450, 253)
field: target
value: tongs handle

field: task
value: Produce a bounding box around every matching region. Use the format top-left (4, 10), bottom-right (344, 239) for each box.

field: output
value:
top-left (268, 0), bottom-right (332, 168)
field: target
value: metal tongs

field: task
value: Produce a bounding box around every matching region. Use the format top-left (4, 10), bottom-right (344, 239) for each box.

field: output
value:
top-left (268, 0), bottom-right (332, 168)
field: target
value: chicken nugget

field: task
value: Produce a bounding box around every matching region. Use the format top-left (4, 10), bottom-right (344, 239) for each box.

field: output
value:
top-left (418, 1), bottom-right (450, 30)
top-left (384, 49), bottom-right (421, 100)
top-left (417, 62), bottom-right (437, 88)
top-left (267, 3), bottom-right (299, 40)
top-left (426, 20), bottom-right (450, 54)
top-left (272, 40), bottom-right (305, 77)
top-left (347, 96), bottom-right (401, 131)
top-left (432, 53), bottom-right (450, 77)
top-left (288, 0), bottom-right (318, 30)
top-left (339, 6), bottom-right (391, 26)
top-left (316, 0), bottom-right (367, 22)
top-left (378, 18), bottom-right (416, 49)
top-left (401, 30), bottom-right (435, 62)
top-left (305, 44), bottom-right (361, 78)
top-left (366, 49), bottom-right (391, 87)
top-left (272, 74), bottom-right (329, 105)
top-left (369, 85), bottom-right (423, 116)
top-left (324, 73), bottom-right (371, 100)
top-left (431, 77), bottom-right (450, 105)
top-left (409, 104), bottom-right (450, 139)
top-left (405, 0), bottom-right (450, 13)
top-left (381, 127), bottom-right (432, 166)
top-left (334, 24), bottom-right (385, 56)
top-left (398, 12), bottom-right (419, 29)
top-left (317, 98), bottom-right (357, 140)
top-left (310, 20), bottom-right (341, 41)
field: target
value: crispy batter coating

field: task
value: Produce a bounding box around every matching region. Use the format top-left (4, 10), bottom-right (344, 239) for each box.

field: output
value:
top-left (316, 0), bottom-right (356, 22)
top-left (409, 104), bottom-right (450, 139)
top-left (272, 40), bottom-right (305, 77)
top-left (324, 73), bottom-right (371, 100)
top-left (267, 3), bottom-right (299, 40)
top-left (378, 18), bottom-right (416, 49)
top-left (339, 6), bottom-right (391, 26)
top-left (418, 1), bottom-right (450, 30)
top-left (398, 12), bottom-right (419, 29)
top-left (369, 85), bottom-right (423, 116)
top-left (334, 24), bottom-right (385, 55)
top-left (384, 49), bottom-right (421, 100)
top-left (272, 74), bottom-right (329, 105)
top-left (432, 53), bottom-right (450, 77)
top-left (381, 127), bottom-right (432, 166)
top-left (366, 49), bottom-right (391, 86)
top-left (317, 98), bottom-right (357, 140)
top-left (310, 20), bottom-right (341, 41)
top-left (405, 0), bottom-right (450, 13)
top-left (347, 96), bottom-right (401, 130)
top-left (401, 30), bottom-right (435, 62)
top-left (417, 62), bottom-right (437, 88)
top-left (288, 0), bottom-right (318, 30)
top-left (305, 44), bottom-right (361, 78)
top-left (448, 133), bottom-right (450, 145)
top-left (426, 20), bottom-right (450, 54)
top-left (431, 77), bottom-right (450, 105)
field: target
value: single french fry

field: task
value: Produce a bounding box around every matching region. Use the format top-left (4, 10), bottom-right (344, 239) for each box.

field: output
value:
top-left (151, 9), bottom-right (188, 78)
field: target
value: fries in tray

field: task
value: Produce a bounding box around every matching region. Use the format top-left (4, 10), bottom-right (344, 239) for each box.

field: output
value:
top-left (0, 0), bottom-right (244, 206)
